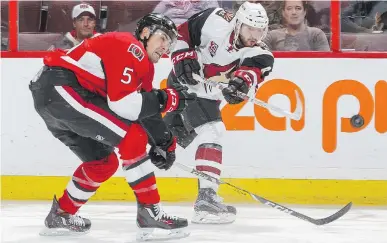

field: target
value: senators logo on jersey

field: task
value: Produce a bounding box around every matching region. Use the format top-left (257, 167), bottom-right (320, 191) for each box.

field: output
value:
top-left (128, 43), bottom-right (144, 61)
top-left (215, 9), bottom-right (235, 22)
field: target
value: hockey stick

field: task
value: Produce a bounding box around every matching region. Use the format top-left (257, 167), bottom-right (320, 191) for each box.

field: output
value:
top-left (173, 162), bottom-right (352, 226)
top-left (192, 73), bottom-right (303, 121)
top-left (142, 142), bottom-right (352, 226)
top-left (140, 99), bottom-right (348, 225)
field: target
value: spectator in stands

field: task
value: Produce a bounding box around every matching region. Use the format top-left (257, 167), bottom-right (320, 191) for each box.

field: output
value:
top-left (48, 3), bottom-right (100, 50)
top-left (263, 1), bottom-right (283, 30)
top-left (263, 0), bottom-right (330, 51)
top-left (315, 7), bottom-right (330, 33)
top-left (1, 21), bottom-right (8, 50)
top-left (341, 1), bottom-right (387, 33)
top-left (373, 11), bottom-right (387, 31)
top-left (152, 0), bottom-right (219, 26)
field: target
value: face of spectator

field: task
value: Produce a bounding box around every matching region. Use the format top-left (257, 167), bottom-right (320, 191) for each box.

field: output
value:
top-left (321, 14), bottom-right (329, 25)
top-left (239, 24), bottom-right (266, 47)
top-left (141, 28), bottom-right (174, 63)
top-left (73, 13), bottom-right (96, 40)
top-left (282, 1), bottom-right (306, 26)
top-left (382, 13), bottom-right (387, 30)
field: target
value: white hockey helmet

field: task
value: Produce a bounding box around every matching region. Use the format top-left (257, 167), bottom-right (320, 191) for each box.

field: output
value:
top-left (233, 2), bottom-right (269, 47)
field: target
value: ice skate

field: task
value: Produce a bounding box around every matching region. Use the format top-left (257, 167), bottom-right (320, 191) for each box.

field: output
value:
top-left (136, 202), bottom-right (189, 241)
top-left (39, 195), bottom-right (91, 236)
top-left (192, 188), bottom-right (237, 224)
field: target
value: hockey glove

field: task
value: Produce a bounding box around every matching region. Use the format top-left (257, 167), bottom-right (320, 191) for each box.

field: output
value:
top-left (154, 85), bottom-right (196, 113)
top-left (222, 77), bottom-right (250, 104)
top-left (171, 48), bottom-right (201, 85)
top-left (149, 136), bottom-right (177, 170)
top-left (222, 67), bottom-right (259, 104)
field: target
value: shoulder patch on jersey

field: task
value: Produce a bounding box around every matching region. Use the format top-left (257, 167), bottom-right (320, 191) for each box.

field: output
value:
top-left (215, 9), bottom-right (234, 22)
top-left (208, 41), bottom-right (219, 57)
top-left (128, 43), bottom-right (144, 61)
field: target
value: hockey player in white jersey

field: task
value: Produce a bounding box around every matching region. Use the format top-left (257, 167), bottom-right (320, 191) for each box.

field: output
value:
top-left (162, 2), bottom-right (275, 224)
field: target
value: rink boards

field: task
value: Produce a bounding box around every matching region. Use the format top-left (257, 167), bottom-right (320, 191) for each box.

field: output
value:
top-left (1, 58), bottom-right (386, 205)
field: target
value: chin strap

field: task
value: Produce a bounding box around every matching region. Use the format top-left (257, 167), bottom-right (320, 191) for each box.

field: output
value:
top-left (139, 26), bottom-right (158, 51)
top-left (235, 36), bottom-right (244, 49)
top-left (140, 36), bottom-right (149, 50)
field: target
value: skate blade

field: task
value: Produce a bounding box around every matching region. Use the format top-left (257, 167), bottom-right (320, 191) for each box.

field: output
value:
top-left (192, 211), bottom-right (236, 224)
top-left (136, 228), bottom-right (190, 242)
top-left (39, 227), bottom-right (90, 236)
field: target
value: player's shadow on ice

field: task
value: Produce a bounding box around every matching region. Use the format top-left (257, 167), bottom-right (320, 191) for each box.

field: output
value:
top-left (190, 222), bottom-right (281, 233)
top-left (9, 225), bottom-right (135, 243)
top-left (187, 225), bottom-right (281, 242)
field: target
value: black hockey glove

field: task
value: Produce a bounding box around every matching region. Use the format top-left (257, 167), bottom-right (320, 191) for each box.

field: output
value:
top-left (171, 48), bottom-right (201, 85)
top-left (222, 77), bottom-right (249, 104)
top-left (153, 85), bottom-right (196, 113)
top-left (149, 136), bottom-right (177, 170)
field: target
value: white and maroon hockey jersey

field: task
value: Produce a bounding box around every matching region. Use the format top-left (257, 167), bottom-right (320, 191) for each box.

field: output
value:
top-left (173, 7), bottom-right (274, 100)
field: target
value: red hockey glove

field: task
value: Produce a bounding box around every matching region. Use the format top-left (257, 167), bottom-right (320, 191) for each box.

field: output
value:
top-left (154, 85), bottom-right (196, 113)
top-left (222, 67), bottom-right (261, 104)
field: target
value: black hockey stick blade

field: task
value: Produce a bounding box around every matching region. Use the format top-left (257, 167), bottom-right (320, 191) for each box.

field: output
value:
top-left (250, 193), bottom-right (353, 226)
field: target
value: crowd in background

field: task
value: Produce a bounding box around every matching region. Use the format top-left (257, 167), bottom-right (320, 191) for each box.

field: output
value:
top-left (1, 0), bottom-right (387, 52)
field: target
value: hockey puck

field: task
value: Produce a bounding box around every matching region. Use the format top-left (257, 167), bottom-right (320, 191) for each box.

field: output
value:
top-left (350, 114), bottom-right (364, 128)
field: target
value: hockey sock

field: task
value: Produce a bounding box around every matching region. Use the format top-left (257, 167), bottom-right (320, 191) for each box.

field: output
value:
top-left (118, 123), bottom-right (160, 205)
top-left (195, 143), bottom-right (222, 192)
top-left (123, 156), bottom-right (160, 205)
top-left (58, 152), bottom-right (119, 214)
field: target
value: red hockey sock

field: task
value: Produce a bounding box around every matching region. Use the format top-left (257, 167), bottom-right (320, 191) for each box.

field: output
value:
top-left (195, 143), bottom-right (222, 191)
top-left (131, 172), bottom-right (160, 205)
top-left (119, 123), bottom-right (161, 205)
top-left (58, 152), bottom-right (119, 214)
top-left (123, 157), bottom-right (160, 205)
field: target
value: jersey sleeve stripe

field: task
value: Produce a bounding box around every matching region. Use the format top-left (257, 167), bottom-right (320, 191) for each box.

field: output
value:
top-left (107, 92), bottom-right (143, 121)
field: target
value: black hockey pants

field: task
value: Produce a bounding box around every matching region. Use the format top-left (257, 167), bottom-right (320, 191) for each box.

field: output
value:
top-left (29, 66), bottom-right (132, 162)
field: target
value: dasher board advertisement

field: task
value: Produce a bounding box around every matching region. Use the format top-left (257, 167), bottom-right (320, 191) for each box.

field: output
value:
top-left (1, 58), bottom-right (386, 204)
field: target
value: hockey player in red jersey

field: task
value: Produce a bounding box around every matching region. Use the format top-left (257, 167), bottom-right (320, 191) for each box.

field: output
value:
top-left (29, 13), bottom-right (195, 240)
top-left (160, 2), bottom-right (275, 224)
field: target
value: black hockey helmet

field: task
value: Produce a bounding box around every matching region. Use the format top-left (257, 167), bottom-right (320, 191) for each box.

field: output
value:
top-left (135, 13), bottom-right (178, 52)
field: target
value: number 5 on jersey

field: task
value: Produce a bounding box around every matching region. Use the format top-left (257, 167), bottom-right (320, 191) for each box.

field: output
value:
top-left (121, 67), bottom-right (133, 84)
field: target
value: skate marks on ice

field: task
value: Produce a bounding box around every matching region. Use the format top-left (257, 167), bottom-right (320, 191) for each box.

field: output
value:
top-left (1, 201), bottom-right (387, 243)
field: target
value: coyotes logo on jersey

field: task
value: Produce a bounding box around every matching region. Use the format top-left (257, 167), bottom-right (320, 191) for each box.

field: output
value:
top-left (202, 60), bottom-right (239, 93)
top-left (203, 60), bottom-right (239, 84)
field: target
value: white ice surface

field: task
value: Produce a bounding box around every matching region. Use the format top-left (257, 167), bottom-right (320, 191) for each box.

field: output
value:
top-left (1, 201), bottom-right (386, 243)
